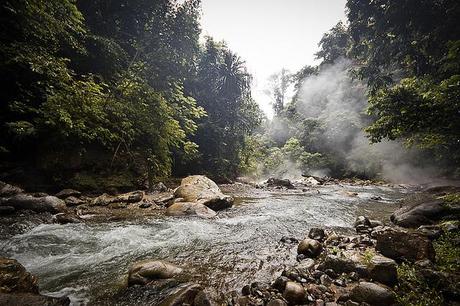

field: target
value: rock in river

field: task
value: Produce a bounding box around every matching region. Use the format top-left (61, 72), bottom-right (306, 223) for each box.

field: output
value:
top-left (128, 260), bottom-right (184, 286)
top-left (0, 257), bottom-right (69, 306)
top-left (166, 202), bottom-right (217, 219)
top-left (174, 175), bottom-right (233, 211)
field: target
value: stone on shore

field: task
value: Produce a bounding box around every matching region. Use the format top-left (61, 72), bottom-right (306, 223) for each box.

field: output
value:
top-left (375, 228), bottom-right (435, 262)
top-left (348, 282), bottom-right (395, 306)
top-left (2, 194), bottom-right (66, 213)
top-left (297, 238), bottom-right (323, 258)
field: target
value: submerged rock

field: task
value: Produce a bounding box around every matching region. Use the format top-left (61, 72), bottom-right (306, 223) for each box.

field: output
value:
top-left (128, 260), bottom-right (184, 286)
top-left (0, 293), bottom-right (70, 306)
top-left (158, 283), bottom-right (209, 306)
top-left (375, 228), bottom-right (435, 262)
top-left (174, 175), bottom-right (233, 211)
top-left (166, 202), bottom-right (217, 219)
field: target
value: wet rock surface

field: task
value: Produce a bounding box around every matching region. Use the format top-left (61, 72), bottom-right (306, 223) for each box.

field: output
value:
top-left (375, 228), bottom-right (435, 262)
top-left (0, 257), bottom-right (70, 306)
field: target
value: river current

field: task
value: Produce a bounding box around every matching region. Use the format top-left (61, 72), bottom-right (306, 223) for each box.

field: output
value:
top-left (0, 183), bottom-right (410, 305)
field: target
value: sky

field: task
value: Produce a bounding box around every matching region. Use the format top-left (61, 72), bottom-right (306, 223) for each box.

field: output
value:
top-left (200, 0), bottom-right (347, 117)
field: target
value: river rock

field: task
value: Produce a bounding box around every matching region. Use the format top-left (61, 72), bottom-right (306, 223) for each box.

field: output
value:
top-left (0, 206), bottom-right (15, 215)
top-left (151, 182), bottom-right (168, 193)
top-left (53, 213), bottom-right (80, 224)
top-left (0, 293), bottom-right (70, 306)
top-left (368, 255), bottom-right (397, 286)
top-left (308, 228), bottom-right (326, 242)
top-left (297, 238), bottom-right (323, 258)
top-left (319, 255), bottom-right (356, 274)
top-left (55, 189), bottom-right (81, 199)
top-left (91, 191), bottom-right (144, 206)
top-left (159, 283), bottom-right (208, 306)
top-left (375, 228), bottom-right (435, 262)
top-left (64, 196), bottom-right (86, 207)
top-left (0, 258), bottom-right (69, 305)
top-left (0, 182), bottom-right (23, 197)
top-left (354, 216), bottom-right (372, 233)
top-left (0, 258), bottom-right (38, 293)
top-left (391, 199), bottom-right (443, 227)
top-left (174, 175), bottom-right (233, 211)
top-left (267, 299), bottom-right (288, 306)
top-left (128, 260), bottom-right (183, 286)
top-left (283, 281), bottom-right (305, 304)
top-left (349, 282), bottom-right (395, 306)
top-left (266, 178), bottom-right (295, 189)
top-left (2, 194), bottom-right (66, 213)
top-left (166, 202), bottom-right (217, 219)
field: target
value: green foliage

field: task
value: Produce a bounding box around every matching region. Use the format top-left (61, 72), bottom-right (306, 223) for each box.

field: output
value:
top-left (396, 263), bottom-right (444, 306)
top-left (434, 231), bottom-right (460, 273)
top-left (0, 0), bottom-right (262, 187)
top-left (347, 0), bottom-right (460, 171)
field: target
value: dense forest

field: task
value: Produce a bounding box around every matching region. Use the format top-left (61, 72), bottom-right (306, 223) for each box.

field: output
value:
top-left (1, 0), bottom-right (459, 191)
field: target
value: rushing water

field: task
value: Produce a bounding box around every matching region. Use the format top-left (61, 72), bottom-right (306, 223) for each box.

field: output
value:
top-left (0, 183), bottom-right (409, 305)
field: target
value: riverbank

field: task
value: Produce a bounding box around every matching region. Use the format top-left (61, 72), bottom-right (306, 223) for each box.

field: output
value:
top-left (0, 177), bottom-right (458, 305)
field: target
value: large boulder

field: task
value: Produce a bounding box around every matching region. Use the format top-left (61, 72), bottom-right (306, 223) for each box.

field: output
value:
top-left (391, 199), bottom-right (447, 227)
top-left (128, 260), bottom-right (184, 286)
top-left (375, 228), bottom-right (435, 262)
top-left (174, 176), bottom-right (233, 211)
top-left (297, 238), bottom-right (323, 258)
top-left (2, 194), bottom-right (66, 213)
top-left (166, 202), bottom-right (217, 219)
top-left (349, 282), bottom-right (395, 306)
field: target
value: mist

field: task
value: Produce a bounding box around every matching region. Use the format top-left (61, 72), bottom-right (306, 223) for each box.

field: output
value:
top-left (263, 59), bottom-right (441, 184)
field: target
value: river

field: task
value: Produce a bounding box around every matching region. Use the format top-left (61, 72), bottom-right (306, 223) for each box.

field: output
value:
top-left (0, 183), bottom-right (410, 305)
